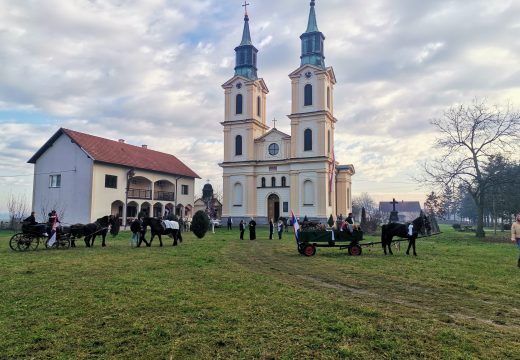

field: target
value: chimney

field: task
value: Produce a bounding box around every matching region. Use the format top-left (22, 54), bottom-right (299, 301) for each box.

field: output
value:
top-left (142, 145), bottom-right (148, 149)
top-left (118, 139), bottom-right (125, 143)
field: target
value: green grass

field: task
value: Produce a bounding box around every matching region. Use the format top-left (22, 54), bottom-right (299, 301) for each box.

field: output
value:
top-left (1, 226), bottom-right (519, 359)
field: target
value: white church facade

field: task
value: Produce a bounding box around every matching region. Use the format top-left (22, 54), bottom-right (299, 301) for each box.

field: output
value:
top-left (220, 1), bottom-right (355, 224)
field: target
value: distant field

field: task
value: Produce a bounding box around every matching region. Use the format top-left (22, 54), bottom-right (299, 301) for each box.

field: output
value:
top-left (1, 226), bottom-right (519, 359)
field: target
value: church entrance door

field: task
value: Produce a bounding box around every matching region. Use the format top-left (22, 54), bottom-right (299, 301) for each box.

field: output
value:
top-left (267, 194), bottom-right (280, 221)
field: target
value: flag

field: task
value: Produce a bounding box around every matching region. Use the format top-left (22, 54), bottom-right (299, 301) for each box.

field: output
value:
top-left (47, 215), bottom-right (58, 247)
top-left (291, 210), bottom-right (299, 241)
top-left (329, 148), bottom-right (336, 193)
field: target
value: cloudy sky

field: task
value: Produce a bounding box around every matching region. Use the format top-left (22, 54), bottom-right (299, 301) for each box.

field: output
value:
top-left (0, 0), bottom-right (519, 212)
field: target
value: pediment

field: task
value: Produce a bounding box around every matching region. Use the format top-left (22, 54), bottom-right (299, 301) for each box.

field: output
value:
top-left (222, 76), bottom-right (269, 93)
top-left (255, 128), bottom-right (291, 142)
top-left (289, 65), bottom-right (336, 84)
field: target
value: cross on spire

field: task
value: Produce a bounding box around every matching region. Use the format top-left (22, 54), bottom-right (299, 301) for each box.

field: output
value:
top-left (390, 198), bottom-right (398, 212)
top-left (272, 118), bottom-right (277, 129)
top-left (242, 1), bottom-right (250, 15)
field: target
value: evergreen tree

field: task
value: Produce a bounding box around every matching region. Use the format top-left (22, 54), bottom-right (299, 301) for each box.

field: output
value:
top-left (327, 214), bottom-right (334, 227)
top-left (192, 210), bottom-right (210, 239)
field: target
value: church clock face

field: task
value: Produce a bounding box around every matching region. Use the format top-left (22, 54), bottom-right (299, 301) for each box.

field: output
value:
top-left (305, 71), bottom-right (312, 79)
top-left (268, 143), bottom-right (279, 156)
top-left (236, 82), bottom-right (242, 89)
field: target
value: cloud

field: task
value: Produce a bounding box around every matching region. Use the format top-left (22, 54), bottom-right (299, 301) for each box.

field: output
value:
top-left (0, 0), bottom-right (519, 211)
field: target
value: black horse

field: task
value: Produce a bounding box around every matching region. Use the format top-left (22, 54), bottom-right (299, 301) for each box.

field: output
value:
top-left (141, 217), bottom-right (183, 247)
top-left (69, 215), bottom-right (119, 247)
top-left (381, 215), bottom-right (431, 256)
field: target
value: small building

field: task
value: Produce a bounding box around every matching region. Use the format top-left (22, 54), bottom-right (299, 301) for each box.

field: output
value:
top-left (193, 183), bottom-right (223, 220)
top-left (379, 201), bottom-right (422, 222)
top-left (28, 128), bottom-right (200, 224)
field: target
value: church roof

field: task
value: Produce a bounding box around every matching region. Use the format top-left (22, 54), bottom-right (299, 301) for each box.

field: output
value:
top-left (240, 14), bottom-right (253, 46)
top-left (379, 201), bottom-right (422, 213)
top-left (305, 0), bottom-right (320, 33)
top-left (28, 128), bottom-right (200, 179)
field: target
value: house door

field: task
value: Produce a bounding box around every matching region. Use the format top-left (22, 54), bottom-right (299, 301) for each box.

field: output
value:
top-left (268, 194), bottom-right (280, 221)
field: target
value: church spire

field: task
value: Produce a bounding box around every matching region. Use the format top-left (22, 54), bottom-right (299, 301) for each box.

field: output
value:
top-left (300, 0), bottom-right (325, 68)
top-left (234, 2), bottom-right (258, 79)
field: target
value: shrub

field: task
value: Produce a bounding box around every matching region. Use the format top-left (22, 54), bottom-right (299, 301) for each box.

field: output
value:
top-left (303, 215), bottom-right (309, 222)
top-left (192, 210), bottom-right (210, 239)
top-left (502, 223), bottom-right (511, 231)
top-left (327, 214), bottom-right (334, 227)
top-left (452, 224), bottom-right (461, 230)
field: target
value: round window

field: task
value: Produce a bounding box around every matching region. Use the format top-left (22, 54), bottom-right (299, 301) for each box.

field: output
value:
top-left (268, 143), bottom-right (279, 156)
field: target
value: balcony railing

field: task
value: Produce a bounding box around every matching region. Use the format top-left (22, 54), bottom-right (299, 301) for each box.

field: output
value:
top-left (154, 191), bottom-right (175, 201)
top-left (128, 188), bottom-right (152, 200)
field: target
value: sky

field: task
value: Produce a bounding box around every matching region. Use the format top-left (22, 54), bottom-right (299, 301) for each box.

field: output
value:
top-left (0, 0), bottom-right (519, 213)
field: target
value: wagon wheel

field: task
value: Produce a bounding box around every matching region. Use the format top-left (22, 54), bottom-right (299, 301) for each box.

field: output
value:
top-left (27, 236), bottom-right (40, 251)
top-left (303, 244), bottom-right (316, 257)
top-left (348, 244), bottom-right (362, 256)
top-left (57, 235), bottom-right (71, 249)
top-left (9, 233), bottom-right (24, 251)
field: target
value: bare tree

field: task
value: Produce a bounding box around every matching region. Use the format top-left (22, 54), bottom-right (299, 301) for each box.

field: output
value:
top-left (352, 192), bottom-right (376, 218)
top-left (7, 193), bottom-right (29, 230)
top-left (422, 99), bottom-right (520, 237)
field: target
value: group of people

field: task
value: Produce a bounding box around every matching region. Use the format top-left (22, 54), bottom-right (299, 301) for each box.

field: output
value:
top-left (234, 217), bottom-right (284, 241)
top-left (23, 210), bottom-right (59, 239)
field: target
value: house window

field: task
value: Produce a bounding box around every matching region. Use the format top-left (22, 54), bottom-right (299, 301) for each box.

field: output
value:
top-left (281, 176), bottom-right (286, 187)
top-left (304, 84), bottom-right (313, 106)
top-left (261, 177), bottom-right (266, 187)
top-left (236, 94), bottom-right (243, 114)
top-left (235, 135), bottom-right (242, 156)
top-left (304, 129), bottom-right (312, 151)
top-left (105, 175), bottom-right (117, 189)
top-left (271, 177), bottom-right (276, 187)
top-left (283, 202), bottom-right (289, 212)
top-left (181, 185), bottom-right (189, 195)
top-left (49, 174), bottom-right (61, 188)
top-left (257, 96), bottom-right (261, 117)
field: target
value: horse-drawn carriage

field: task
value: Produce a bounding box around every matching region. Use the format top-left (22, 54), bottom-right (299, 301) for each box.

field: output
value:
top-left (9, 223), bottom-right (72, 251)
top-left (297, 226), bottom-right (364, 257)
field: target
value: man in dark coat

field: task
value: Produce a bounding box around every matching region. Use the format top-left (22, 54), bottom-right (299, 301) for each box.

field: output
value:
top-left (24, 212), bottom-right (37, 225)
top-left (248, 218), bottom-right (257, 240)
top-left (239, 220), bottom-right (245, 240)
top-left (227, 217), bottom-right (233, 230)
top-left (269, 219), bottom-right (274, 239)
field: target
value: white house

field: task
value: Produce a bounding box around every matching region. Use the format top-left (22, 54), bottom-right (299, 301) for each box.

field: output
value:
top-left (28, 128), bottom-right (200, 224)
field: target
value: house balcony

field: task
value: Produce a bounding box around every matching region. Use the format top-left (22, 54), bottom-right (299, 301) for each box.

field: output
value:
top-left (154, 191), bottom-right (175, 201)
top-left (128, 188), bottom-right (152, 200)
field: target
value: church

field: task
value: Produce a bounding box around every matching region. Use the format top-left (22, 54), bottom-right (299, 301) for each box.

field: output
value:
top-left (220, 1), bottom-right (355, 224)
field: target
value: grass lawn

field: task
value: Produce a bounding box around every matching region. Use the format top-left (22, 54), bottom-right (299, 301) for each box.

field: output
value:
top-left (1, 225), bottom-right (519, 359)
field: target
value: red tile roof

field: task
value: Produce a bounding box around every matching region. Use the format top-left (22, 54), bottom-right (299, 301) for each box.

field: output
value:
top-left (28, 128), bottom-right (200, 179)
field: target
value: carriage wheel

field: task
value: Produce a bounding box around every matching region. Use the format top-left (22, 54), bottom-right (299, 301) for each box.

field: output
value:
top-left (57, 235), bottom-right (71, 249)
top-left (303, 244), bottom-right (316, 257)
top-left (348, 244), bottom-right (362, 256)
top-left (27, 236), bottom-right (40, 251)
top-left (9, 233), bottom-right (24, 251)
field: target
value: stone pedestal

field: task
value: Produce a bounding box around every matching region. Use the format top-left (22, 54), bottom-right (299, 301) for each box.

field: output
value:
top-left (389, 211), bottom-right (399, 223)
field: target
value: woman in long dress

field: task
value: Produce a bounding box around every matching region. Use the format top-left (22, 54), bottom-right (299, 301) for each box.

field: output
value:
top-left (248, 217), bottom-right (257, 240)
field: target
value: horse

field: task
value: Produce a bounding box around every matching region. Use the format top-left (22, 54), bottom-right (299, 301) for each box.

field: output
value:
top-left (69, 215), bottom-right (119, 247)
top-left (381, 215), bottom-right (431, 256)
top-left (141, 217), bottom-right (183, 247)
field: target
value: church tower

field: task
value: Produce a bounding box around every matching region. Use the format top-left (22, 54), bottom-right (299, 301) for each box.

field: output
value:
top-left (220, 6), bottom-right (269, 218)
top-left (288, 0), bottom-right (336, 160)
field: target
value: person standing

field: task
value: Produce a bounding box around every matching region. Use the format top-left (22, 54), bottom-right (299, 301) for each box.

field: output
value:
top-left (285, 217), bottom-right (290, 232)
top-left (227, 217), bottom-right (233, 230)
top-left (130, 218), bottom-right (141, 248)
top-left (239, 219), bottom-right (245, 240)
top-left (249, 217), bottom-right (257, 240)
top-left (406, 223), bottom-right (416, 256)
top-left (277, 219), bottom-right (284, 240)
top-left (511, 213), bottom-right (520, 268)
top-left (269, 219), bottom-right (274, 239)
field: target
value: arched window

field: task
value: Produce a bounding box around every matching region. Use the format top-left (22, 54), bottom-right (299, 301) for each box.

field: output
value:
top-left (303, 180), bottom-right (314, 205)
top-left (327, 130), bottom-right (331, 155)
top-left (271, 177), bottom-right (276, 187)
top-left (304, 129), bottom-right (312, 151)
top-left (257, 96), bottom-right (261, 117)
top-left (261, 177), bottom-right (266, 188)
top-left (234, 183), bottom-right (243, 206)
top-left (327, 87), bottom-right (331, 109)
top-left (281, 176), bottom-right (286, 187)
top-left (304, 84), bottom-right (313, 106)
top-left (236, 94), bottom-right (243, 114)
top-left (235, 135), bottom-right (242, 156)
